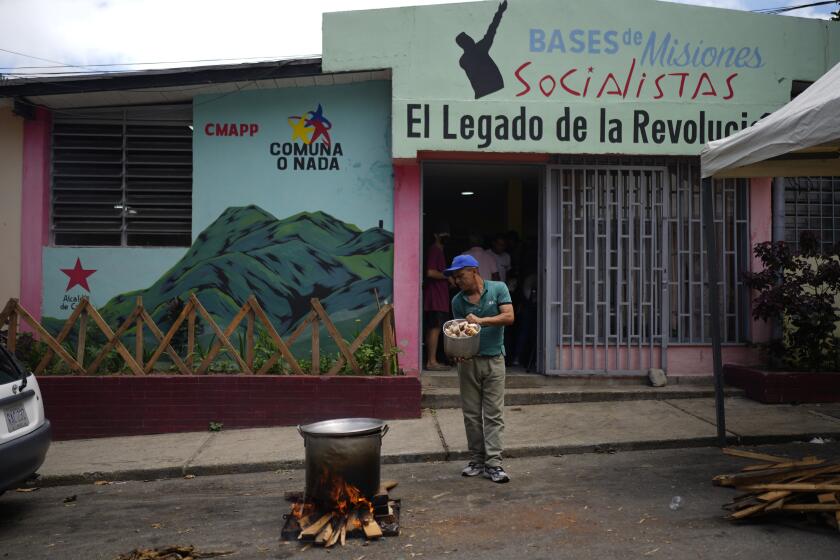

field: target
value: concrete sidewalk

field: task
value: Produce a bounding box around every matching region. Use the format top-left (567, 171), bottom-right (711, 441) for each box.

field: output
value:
top-left (35, 397), bottom-right (840, 486)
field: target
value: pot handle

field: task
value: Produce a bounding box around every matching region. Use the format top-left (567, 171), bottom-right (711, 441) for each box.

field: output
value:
top-left (381, 424), bottom-right (389, 438)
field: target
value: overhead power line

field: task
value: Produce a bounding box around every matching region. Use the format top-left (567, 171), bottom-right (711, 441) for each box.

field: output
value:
top-left (0, 45), bottom-right (320, 78)
top-left (752, 0), bottom-right (837, 14)
top-left (0, 46), bottom-right (99, 72)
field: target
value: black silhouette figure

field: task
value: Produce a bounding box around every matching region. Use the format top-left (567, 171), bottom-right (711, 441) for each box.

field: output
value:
top-left (456, 0), bottom-right (508, 99)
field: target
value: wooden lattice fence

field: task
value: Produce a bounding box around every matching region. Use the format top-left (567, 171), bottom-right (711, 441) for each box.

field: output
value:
top-left (0, 295), bottom-right (398, 376)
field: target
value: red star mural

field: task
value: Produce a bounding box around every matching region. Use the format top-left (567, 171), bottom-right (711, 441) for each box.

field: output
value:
top-left (61, 258), bottom-right (96, 292)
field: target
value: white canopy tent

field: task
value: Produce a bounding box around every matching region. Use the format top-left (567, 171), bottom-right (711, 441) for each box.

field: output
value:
top-left (699, 61), bottom-right (840, 444)
top-left (702, 61), bottom-right (840, 180)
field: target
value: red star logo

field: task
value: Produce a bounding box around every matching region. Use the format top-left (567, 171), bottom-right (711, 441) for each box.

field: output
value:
top-left (61, 258), bottom-right (96, 292)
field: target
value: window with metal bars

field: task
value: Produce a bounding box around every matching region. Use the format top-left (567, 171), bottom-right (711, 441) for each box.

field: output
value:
top-left (552, 156), bottom-right (750, 347)
top-left (667, 167), bottom-right (750, 344)
top-left (784, 177), bottom-right (840, 253)
top-left (51, 105), bottom-right (192, 247)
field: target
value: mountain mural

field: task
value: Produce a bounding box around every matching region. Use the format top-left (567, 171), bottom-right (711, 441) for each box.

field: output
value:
top-left (45, 206), bottom-right (394, 353)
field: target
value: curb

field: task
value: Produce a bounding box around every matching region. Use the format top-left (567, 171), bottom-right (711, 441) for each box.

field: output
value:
top-left (421, 388), bottom-right (746, 408)
top-left (32, 430), bottom-right (840, 488)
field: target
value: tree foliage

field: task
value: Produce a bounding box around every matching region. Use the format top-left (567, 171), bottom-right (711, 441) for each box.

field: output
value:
top-left (743, 231), bottom-right (840, 371)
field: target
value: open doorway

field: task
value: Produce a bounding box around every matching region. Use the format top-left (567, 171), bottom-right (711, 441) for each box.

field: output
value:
top-left (421, 162), bottom-right (542, 373)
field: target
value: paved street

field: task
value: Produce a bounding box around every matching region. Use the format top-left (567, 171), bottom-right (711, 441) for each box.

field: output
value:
top-left (2, 444), bottom-right (839, 559)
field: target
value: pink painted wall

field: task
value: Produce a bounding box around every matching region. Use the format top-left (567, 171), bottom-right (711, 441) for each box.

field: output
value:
top-left (393, 163), bottom-right (421, 376)
top-left (749, 177), bottom-right (773, 344)
top-left (555, 344), bottom-right (761, 375)
top-left (557, 345), bottom-right (663, 372)
top-left (20, 108), bottom-right (51, 321)
top-left (667, 345), bottom-right (762, 376)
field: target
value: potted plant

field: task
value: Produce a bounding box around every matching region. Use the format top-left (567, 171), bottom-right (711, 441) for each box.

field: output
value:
top-left (726, 231), bottom-right (840, 402)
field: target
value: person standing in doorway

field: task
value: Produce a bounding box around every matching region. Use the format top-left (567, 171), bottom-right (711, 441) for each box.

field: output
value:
top-left (445, 254), bottom-right (514, 483)
top-left (513, 260), bottom-right (538, 368)
top-left (463, 234), bottom-right (499, 281)
top-left (424, 224), bottom-right (453, 371)
top-left (488, 233), bottom-right (514, 360)
top-left (488, 234), bottom-right (511, 284)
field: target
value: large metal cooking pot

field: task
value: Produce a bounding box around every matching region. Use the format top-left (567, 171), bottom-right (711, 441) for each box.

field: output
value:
top-left (297, 418), bottom-right (389, 507)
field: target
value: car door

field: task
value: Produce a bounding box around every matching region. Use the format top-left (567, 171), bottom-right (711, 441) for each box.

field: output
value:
top-left (0, 347), bottom-right (45, 445)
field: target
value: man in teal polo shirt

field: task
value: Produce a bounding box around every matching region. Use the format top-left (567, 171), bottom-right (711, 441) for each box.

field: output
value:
top-left (445, 254), bottom-right (514, 483)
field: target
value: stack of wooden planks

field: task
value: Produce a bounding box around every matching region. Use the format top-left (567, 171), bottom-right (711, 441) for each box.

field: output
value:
top-left (715, 447), bottom-right (840, 530)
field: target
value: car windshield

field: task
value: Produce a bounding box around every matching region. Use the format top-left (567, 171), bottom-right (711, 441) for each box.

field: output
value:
top-left (0, 347), bottom-right (23, 384)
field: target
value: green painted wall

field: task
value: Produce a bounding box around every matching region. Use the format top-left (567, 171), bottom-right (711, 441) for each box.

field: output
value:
top-left (193, 81), bottom-right (393, 235)
top-left (41, 82), bottom-right (395, 352)
top-left (42, 248), bottom-right (186, 319)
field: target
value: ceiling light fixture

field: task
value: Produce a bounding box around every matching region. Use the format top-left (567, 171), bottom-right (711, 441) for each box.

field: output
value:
top-left (461, 191), bottom-right (475, 196)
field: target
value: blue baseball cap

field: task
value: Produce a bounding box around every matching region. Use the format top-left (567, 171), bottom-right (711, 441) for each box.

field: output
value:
top-left (444, 254), bottom-right (480, 276)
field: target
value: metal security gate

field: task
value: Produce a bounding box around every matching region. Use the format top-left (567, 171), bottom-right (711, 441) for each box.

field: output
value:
top-left (544, 166), bottom-right (669, 373)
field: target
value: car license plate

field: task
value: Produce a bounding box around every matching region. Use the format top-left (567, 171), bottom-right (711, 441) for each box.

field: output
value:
top-left (4, 404), bottom-right (29, 433)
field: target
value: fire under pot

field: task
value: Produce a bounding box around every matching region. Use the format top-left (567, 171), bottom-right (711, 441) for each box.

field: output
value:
top-left (283, 417), bottom-right (400, 546)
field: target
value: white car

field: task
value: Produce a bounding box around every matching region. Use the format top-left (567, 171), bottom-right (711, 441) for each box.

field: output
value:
top-left (0, 344), bottom-right (51, 493)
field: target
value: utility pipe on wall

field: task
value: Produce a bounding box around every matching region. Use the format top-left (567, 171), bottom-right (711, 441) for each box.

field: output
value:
top-left (772, 177), bottom-right (785, 244)
top-left (771, 177), bottom-right (785, 349)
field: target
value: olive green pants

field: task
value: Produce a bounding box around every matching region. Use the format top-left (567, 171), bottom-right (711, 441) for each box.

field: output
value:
top-left (457, 355), bottom-right (506, 468)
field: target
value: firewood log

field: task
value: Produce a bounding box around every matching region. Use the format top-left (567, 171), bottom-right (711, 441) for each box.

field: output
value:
top-left (741, 458), bottom-right (823, 472)
top-left (298, 513), bottom-right (315, 530)
top-left (755, 490), bottom-right (792, 502)
top-left (730, 502), bottom-right (770, 520)
top-left (373, 493), bottom-right (390, 516)
top-left (345, 509), bottom-right (361, 535)
top-left (315, 520), bottom-right (334, 545)
top-left (816, 493), bottom-right (840, 530)
top-left (740, 483), bottom-right (840, 492)
top-left (299, 513), bottom-right (332, 539)
top-left (780, 503), bottom-right (840, 511)
top-left (765, 497), bottom-right (787, 512)
top-left (722, 448), bottom-right (791, 463)
top-left (325, 517), bottom-right (343, 548)
top-left (345, 510), bottom-right (357, 529)
top-left (362, 513), bottom-right (383, 539)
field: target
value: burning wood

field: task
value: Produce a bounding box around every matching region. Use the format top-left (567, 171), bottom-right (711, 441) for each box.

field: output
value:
top-left (361, 511), bottom-right (384, 539)
top-left (715, 447), bottom-right (840, 530)
top-left (298, 513), bottom-right (333, 539)
top-left (282, 475), bottom-right (401, 547)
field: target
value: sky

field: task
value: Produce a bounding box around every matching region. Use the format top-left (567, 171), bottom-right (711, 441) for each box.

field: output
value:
top-left (0, 0), bottom-right (836, 78)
